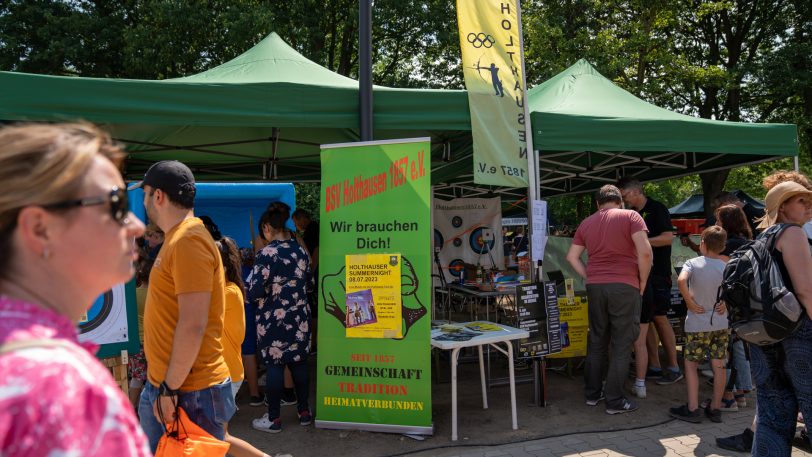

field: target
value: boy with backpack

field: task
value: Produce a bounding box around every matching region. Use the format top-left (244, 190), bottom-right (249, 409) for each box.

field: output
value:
top-left (670, 226), bottom-right (729, 423)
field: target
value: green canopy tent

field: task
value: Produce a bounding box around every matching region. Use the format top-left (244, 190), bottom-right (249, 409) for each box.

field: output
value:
top-left (527, 59), bottom-right (799, 195)
top-left (0, 33), bottom-right (477, 186)
top-left (0, 36), bottom-right (798, 198)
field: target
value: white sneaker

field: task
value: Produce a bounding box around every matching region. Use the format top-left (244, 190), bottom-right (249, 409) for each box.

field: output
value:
top-left (252, 413), bottom-right (282, 433)
top-left (630, 384), bottom-right (647, 399)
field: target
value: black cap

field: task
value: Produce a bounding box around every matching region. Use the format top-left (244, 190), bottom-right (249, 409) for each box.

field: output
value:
top-left (128, 160), bottom-right (195, 199)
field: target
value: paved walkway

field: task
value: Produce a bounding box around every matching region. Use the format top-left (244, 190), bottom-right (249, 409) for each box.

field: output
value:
top-left (415, 408), bottom-right (812, 457)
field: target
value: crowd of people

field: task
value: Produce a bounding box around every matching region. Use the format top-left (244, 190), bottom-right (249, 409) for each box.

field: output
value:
top-left (566, 172), bottom-right (812, 456)
top-left (3, 121), bottom-right (812, 457)
top-left (0, 123), bottom-right (321, 456)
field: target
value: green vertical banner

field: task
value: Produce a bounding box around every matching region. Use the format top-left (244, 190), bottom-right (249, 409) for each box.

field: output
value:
top-left (316, 138), bottom-right (433, 435)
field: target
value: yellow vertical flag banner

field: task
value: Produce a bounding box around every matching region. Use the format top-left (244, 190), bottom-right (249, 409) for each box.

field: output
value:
top-left (457, 0), bottom-right (530, 187)
top-left (344, 253), bottom-right (402, 339)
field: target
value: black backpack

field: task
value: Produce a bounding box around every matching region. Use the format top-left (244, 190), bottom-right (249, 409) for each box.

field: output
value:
top-left (716, 223), bottom-right (805, 346)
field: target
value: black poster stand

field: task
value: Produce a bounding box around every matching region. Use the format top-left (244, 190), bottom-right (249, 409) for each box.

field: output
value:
top-left (516, 282), bottom-right (561, 406)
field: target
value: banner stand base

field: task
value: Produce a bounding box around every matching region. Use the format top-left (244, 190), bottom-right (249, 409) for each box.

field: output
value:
top-left (315, 420), bottom-right (433, 436)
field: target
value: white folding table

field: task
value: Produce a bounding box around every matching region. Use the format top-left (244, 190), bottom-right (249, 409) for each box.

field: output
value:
top-left (430, 322), bottom-right (529, 441)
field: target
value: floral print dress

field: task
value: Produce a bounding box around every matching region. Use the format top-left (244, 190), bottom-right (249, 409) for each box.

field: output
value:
top-left (248, 238), bottom-right (311, 366)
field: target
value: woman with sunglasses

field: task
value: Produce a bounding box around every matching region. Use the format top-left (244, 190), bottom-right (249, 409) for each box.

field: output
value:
top-left (0, 123), bottom-right (149, 456)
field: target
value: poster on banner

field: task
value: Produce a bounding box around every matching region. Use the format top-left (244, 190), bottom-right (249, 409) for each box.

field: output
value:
top-left (345, 254), bottom-right (402, 339)
top-left (433, 197), bottom-right (503, 283)
top-left (531, 200), bottom-right (548, 261)
top-left (317, 138), bottom-right (432, 435)
top-left (457, 0), bottom-right (531, 187)
top-left (547, 293), bottom-right (588, 359)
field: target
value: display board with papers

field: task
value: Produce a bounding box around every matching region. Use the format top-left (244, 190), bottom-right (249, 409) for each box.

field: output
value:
top-left (517, 282), bottom-right (562, 358)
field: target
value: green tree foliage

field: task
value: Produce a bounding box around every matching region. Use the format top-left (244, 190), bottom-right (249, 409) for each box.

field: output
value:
top-left (121, 1), bottom-right (274, 79)
top-left (294, 183), bottom-right (321, 222)
top-left (0, 0), bottom-right (461, 85)
top-left (522, 0), bottom-right (809, 220)
top-left (0, 0), bottom-right (134, 77)
top-left (1, 0), bottom-right (809, 218)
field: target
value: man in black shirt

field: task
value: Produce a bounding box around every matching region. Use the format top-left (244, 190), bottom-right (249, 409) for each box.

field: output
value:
top-left (618, 177), bottom-right (683, 397)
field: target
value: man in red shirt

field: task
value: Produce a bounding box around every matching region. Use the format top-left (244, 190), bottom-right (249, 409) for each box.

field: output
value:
top-left (566, 185), bottom-right (652, 414)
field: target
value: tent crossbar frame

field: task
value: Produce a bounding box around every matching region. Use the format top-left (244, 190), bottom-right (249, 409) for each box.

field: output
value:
top-left (431, 152), bottom-right (473, 174)
top-left (589, 151), bottom-right (643, 170)
top-left (121, 140), bottom-right (262, 160)
top-left (183, 166), bottom-right (259, 179)
top-left (539, 169), bottom-right (578, 185)
top-left (120, 137), bottom-right (273, 151)
top-left (694, 152), bottom-right (726, 168)
top-left (539, 183), bottom-right (566, 192)
top-left (547, 155), bottom-right (785, 198)
top-left (568, 179), bottom-right (596, 192)
top-left (539, 158), bottom-right (588, 171)
top-left (572, 172), bottom-right (619, 183)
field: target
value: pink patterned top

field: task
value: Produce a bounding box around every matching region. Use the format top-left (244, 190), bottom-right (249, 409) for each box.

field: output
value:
top-left (0, 296), bottom-right (151, 457)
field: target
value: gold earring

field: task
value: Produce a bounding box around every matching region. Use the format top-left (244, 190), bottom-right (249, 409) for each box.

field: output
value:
top-left (42, 248), bottom-right (51, 260)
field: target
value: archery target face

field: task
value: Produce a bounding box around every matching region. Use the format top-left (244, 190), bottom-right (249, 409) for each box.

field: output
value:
top-left (469, 226), bottom-right (496, 254)
top-left (434, 229), bottom-right (444, 251)
top-left (448, 259), bottom-right (465, 278)
top-left (78, 283), bottom-right (128, 345)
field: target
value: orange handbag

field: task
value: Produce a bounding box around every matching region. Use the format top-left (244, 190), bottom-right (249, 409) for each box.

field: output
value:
top-left (155, 407), bottom-right (230, 457)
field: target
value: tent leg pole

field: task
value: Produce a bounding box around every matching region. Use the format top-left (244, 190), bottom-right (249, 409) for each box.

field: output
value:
top-left (359, 0), bottom-right (373, 141)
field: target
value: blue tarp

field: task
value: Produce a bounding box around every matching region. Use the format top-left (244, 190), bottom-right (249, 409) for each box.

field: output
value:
top-left (128, 182), bottom-right (296, 248)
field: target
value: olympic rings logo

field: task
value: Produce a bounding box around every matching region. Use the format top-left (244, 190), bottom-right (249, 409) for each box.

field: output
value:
top-left (467, 32), bottom-right (495, 48)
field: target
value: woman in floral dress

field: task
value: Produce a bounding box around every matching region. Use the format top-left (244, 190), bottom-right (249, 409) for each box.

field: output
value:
top-left (248, 207), bottom-right (312, 434)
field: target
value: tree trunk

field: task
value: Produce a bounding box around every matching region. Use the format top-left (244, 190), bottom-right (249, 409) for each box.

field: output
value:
top-left (700, 169), bottom-right (731, 219)
top-left (576, 195), bottom-right (586, 222)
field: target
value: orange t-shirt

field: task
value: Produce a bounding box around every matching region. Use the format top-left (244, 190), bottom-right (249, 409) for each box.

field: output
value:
top-left (222, 282), bottom-right (245, 383)
top-left (144, 217), bottom-right (230, 391)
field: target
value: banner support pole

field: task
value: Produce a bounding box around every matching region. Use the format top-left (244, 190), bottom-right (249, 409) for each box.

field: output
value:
top-left (516, 0), bottom-right (540, 281)
top-left (359, 0), bottom-right (373, 141)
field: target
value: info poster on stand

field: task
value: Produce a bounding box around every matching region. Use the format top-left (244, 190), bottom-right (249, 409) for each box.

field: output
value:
top-left (548, 292), bottom-right (589, 359)
top-left (317, 138), bottom-right (433, 435)
top-left (516, 282), bottom-right (562, 358)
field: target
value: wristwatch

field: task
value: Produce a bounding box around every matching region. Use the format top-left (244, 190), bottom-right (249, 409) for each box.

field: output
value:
top-left (159, 381), bottom-right (180, 397)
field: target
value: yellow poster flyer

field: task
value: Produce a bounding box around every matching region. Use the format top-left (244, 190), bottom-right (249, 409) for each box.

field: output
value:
top-left (548, 295), bottom-right (589, 358)
top-left (345, 253), bottom-right (403, 339)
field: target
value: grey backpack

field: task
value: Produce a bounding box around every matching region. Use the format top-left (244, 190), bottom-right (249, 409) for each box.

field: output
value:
top-left (716, 224), bottom-right (805, 345)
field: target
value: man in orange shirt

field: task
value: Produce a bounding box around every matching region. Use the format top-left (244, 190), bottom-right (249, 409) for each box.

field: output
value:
top-left (130, 161), bottom-right (235, 453)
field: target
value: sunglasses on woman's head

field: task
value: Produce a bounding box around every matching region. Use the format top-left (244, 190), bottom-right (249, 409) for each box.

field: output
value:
top-left (42, 187), bottom-right (129, 225)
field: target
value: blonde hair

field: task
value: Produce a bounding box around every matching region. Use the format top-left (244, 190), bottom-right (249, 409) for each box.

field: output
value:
top-left (0, 123), bottom-right (124, 276)
top-left (763, 170), bottom-right (812, 191)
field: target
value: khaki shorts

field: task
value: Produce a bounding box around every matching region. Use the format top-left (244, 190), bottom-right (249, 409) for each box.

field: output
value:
top-left (684, 329), bottom-right (730, 362)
